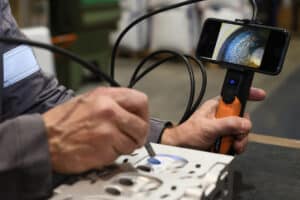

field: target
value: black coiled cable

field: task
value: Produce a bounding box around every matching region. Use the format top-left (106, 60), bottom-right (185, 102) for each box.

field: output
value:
top-left (111, 0), bottom-right (208, 124)
top-left (128, 51), bottom-right (207, 124)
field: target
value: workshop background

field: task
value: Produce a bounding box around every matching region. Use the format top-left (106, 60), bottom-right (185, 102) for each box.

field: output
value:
top-left (9, 0), bottom-right (300, 199)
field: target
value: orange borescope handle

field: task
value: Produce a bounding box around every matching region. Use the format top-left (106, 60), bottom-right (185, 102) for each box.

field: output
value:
top-left (214, 97), bottom-right (242, 154)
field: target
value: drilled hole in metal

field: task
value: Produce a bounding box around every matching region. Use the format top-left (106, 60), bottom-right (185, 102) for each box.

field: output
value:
top-left (105, 187), bottom-right (121, 196)
top-left (119, 178), bottom-right (134, 186)
top-left (137, 165), bottom-right (152, 172)
top-left (160, 194), bottom-right (169, 199)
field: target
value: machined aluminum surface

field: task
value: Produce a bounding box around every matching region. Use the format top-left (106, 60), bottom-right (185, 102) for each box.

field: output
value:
top-left (51, 144), bottom-right (234, 200)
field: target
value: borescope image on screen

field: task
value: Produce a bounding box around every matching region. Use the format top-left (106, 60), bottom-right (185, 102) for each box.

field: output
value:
top-left (212, 23), bottom-right (270, 68)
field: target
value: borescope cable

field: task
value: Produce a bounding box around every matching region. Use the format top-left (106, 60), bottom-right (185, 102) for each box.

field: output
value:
top-left (110, 0), bottom-right (207, 79)
top-left (185, 55), bottom-right (207, 116)
top-left (129, 54), bottom-right (207, 124)
top-left (127, 50), bottom-right (196, 124)
top-left (129, 56), bottom-right (173, 87)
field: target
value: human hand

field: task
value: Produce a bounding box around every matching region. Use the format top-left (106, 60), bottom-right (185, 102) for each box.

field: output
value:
top-left (43, 87), bottom-right (149, 174)
top-left (161, 87), bottom-right (266, 154)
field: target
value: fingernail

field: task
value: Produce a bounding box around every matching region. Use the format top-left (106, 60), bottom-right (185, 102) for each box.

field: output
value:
top-left (258, 89), bottom-right (266, 95)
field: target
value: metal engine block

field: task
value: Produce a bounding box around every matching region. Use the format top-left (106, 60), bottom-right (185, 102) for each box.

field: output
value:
top-left (51, 144), bottom-right (234, 200)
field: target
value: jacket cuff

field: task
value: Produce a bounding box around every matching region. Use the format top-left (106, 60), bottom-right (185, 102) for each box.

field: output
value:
top-left (17, 114), bottom-right (52, 199)
top-left (148, 118), bottom-right (172, 143)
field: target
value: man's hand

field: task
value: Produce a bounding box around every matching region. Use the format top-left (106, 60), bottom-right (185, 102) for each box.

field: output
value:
top-left (43, 88), bottom-right (149, 174)
top-left (161, 87), bottom-right (266, 154)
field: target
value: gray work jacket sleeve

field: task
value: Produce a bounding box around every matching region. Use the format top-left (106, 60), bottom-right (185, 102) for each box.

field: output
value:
top-left (0, 0), bottom-right (73, 198)
top-left (148, 118), bottom-right (172, 143)
top-left (0, 114), bottom-right (51, 200)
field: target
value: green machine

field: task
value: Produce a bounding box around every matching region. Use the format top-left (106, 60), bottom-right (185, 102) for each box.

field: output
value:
top-left (50, 0), bottom-right (120, 90)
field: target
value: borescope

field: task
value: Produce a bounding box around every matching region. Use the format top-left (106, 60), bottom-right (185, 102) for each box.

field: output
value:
top-left (197, 17), bottom-right (290, 154)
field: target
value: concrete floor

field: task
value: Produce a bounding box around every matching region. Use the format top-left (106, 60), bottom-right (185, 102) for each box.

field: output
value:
top-left (79, 37), bottom-right (300, 135)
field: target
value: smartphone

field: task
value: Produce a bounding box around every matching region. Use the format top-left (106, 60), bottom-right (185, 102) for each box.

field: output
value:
top-left (196, 18), bottom-right (291, 75)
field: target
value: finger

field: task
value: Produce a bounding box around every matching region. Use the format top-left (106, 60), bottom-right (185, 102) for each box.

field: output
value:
top-left (234, 135), bottom-right (249, 154)
top-left (249, 87), bottom-right (266, 101)
top-left (88, 144), bottom-right (120, 170)
top-left (112, 129), bottom-right (139, 155)
top-left (75, 128), bottom-right (124, 169)
top-left (113, 103), bottom-right (149, 147)
top-left (197, 99), bottom-right (219, 116)
top-left (235, 133), bottom-right (248, 140)
top-left (95, 87), bottom-right (149, 121)
top-left (213, 117), bottom-right (252, 137)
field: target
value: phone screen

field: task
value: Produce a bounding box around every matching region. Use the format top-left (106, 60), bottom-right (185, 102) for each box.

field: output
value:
top-left (197, 19), bottom-right (290, 75)
top-left (212, 23), bottom-right (270, 69)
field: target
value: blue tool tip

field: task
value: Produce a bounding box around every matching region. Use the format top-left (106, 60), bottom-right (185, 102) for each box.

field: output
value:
top-left (147, 157), bottom-right (161, 165)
